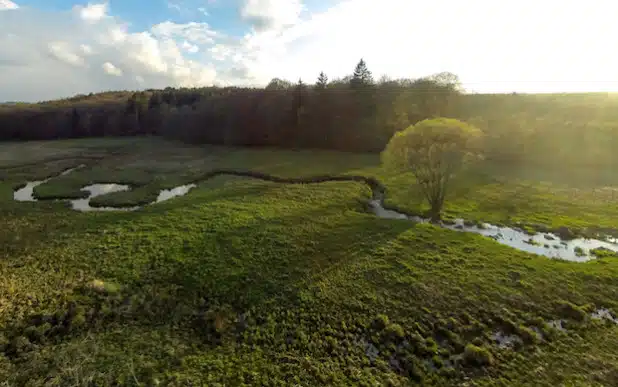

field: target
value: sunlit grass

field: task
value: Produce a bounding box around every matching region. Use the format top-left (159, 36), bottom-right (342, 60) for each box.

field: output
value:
top-left (1, 137), bottom-right (617, 385)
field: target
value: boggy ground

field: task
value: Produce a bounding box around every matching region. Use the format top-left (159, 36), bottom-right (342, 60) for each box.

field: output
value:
top-left (1, 137), bottom-right (618, 386)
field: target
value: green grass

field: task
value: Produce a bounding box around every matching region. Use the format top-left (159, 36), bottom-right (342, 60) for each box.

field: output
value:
top-left (1, 137), bottom-right (618, 385)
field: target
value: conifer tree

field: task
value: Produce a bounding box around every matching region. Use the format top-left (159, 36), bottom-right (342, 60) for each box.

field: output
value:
top-left (316, 72), bottom-right (328, 89)
top-left (351, 58), bottom-right (374, 88)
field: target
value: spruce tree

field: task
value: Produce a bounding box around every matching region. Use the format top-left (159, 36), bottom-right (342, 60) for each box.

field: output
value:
top-left (351, 58), bottom-right (374, 88)
top-left (316, 72), bottom-right (328, 89)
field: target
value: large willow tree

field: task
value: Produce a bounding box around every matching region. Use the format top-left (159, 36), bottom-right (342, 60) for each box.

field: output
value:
top-left (382, 117), bottom-right (483, 221)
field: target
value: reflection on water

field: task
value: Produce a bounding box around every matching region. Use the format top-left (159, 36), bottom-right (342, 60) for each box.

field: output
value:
top-left (369, 201), bottom-right (618, 262)
top-left (591, 308), bottom-right (618, 324)
top-left (491, 331), bottom-right (523, 349)
top-left (13, 168), bottom-right (618, 262)
top-left (70, 184), bottom-right (139, 212)
top-left (547, 320), bottom-right (566, 331)
top-left (156, 184), bottom-right (197, 203)
top-left (13, 181), bottom-right (44, 201)
top-left (13, 165), bottom-right (85, 202)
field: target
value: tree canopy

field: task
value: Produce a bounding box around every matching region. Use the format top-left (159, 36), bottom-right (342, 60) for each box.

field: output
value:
top-left (1, 60), bottom-right (617, 173)
top-left (382, 118), bottom-right (483, 220)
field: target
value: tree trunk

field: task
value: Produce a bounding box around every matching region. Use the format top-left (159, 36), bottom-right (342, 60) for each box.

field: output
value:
top-left (429, 205), bottom-right (442, 223)
top-left (428, 195), bottom-right (444, 223)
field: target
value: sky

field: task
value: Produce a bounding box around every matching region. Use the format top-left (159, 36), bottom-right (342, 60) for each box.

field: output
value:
top-left (1, 0), bottom-right (618, 102)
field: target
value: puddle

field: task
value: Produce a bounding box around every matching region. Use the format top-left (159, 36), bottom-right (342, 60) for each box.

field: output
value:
top-left (70, 184), bottom-right (139, 212)
top-left (156, 184), bottom-right (197, 203)
top-left (591, 308), bottom-right (618, 324)
top-left (547, 320), bottom-right (566, 331)
top-left (355, 338), bottom-right (380, 362)
top-left (490, 331), bottom-right (523, 349)
top-left (369, 201), bottom-right (618, 262)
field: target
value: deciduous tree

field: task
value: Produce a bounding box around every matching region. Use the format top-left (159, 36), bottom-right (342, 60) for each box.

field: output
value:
top-left (382, 117), bottom-right (483, 221)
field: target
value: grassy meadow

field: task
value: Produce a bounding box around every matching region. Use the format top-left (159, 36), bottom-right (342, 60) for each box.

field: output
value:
top-left (1, 137), bottom-right (618, 386)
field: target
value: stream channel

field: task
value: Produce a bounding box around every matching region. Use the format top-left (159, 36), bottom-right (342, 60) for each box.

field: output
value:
top-left (13, 166), bottom-right (618, 262)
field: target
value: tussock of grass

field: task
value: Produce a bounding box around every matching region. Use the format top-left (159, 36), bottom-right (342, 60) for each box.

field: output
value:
top-left (1, 138), bottom-right (618, 385)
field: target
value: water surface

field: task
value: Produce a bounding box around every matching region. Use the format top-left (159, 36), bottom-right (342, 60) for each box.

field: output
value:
top-left (369, 200), bottom-right (618, 262)
top-left (70, 184), bottom-right (139, 212)
top-left (156, 184), bottom-right (197, 203)
top-left (13, 165), bottom-right (84, 202)
top-left (14, 168), bottom-right (618, 262)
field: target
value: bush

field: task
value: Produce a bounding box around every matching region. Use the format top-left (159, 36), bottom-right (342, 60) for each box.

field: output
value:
top-left (384, 323), bottom-right (405, 342)
top-left (11, 336), bottom-right (33, 356)
top-left (462, 344), bottom-right (494, 367)
top-left (591, 247), bottom-right (618, 259)
top-left (557, 301), bottom-right (587, 322)
top-left (516, 326), bottom-right (540, 345)
top-left (372, 314), bottom-right (390, 330)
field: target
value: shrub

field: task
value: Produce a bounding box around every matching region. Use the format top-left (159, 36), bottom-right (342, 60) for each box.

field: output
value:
top-left (591, 247), bottom-right (618, 259)
top-left (463, 344), bottom-right (494, 367)
top-left (516, 325), bottom-right (540, 345)
top-left (372, 314), bottom-right (390, 330)
top-left (384, 323), bottom-right (405, 341)
top-left (557, 301), bottom-right (587, 322)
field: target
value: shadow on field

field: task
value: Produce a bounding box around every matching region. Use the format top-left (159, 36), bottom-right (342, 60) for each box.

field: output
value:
top-left (0, 182), bottom-right (281, 261)
top-left (137, 201), bottom-right (414, 311)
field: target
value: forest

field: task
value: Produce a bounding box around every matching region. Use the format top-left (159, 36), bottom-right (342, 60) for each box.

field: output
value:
top-left (2, 59), bottom-right (618, 169)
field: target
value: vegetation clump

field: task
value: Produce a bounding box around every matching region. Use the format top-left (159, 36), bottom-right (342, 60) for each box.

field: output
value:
top-left (382, 117), bottom-right (482, 221)
top-left (557, 301), bottom-right (587, 322)
top-left (462, 344), bottom-right (494, 367)
top-left (591, 247), bottom-right (618, 259)
top-left (2, 138), bottom-right (618, 385)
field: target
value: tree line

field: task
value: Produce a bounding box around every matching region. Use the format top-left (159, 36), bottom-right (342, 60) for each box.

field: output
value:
top-left (1, 59), bottom-right (617, 169)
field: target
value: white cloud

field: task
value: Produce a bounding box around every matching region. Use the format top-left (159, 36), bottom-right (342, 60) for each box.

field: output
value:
top-left (48, 41), bottom-right (86, 67)
top-left (151, 21), bottom-right (219, 45)
top-left (197, 7), bottom-right (209, 16)
top-left (209, 44), bottom-right (233, 61)
top-left (102, 61), bottom-right (122, 76)
top-left (182, 40), bottom-right (199, 53)
top-left (0, 6), bottom-right (221, 102)
top-left (240, 0), bottom-right (304, 32)
top-left (76, 2), bottom-right (108, 23)
top-left (80, 44), bottom-right (93, 55)
top-left (232, 0), bottom-right (618, 93)
top-left (167, 1), bottom-right (181, 12)
top-left (0, 0), bottom-right (18, 10)
top-left (98, 25), bottom-right (128, 45)
top-left (1, 0), bottom-right (618, 102)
